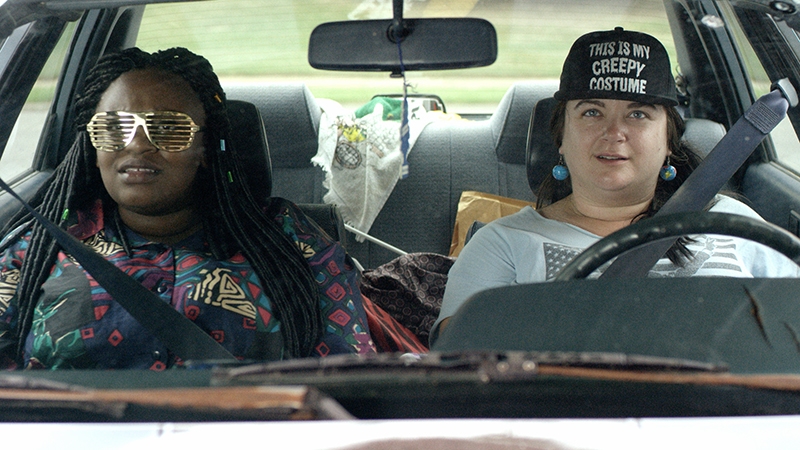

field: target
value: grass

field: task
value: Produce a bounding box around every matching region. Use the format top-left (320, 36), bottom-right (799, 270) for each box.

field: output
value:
top-left (132, 0), bottom-right (676, 109)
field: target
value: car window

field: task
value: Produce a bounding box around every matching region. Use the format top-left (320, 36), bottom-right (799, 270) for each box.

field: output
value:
top-left (0, 22), bottom-right (75, 181)
top-left (135, 0), bottom-right (676, 115)
top-left (723, 5), bottom-right (800, 171)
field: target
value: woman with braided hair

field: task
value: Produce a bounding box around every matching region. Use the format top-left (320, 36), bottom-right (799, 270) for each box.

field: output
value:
top-left (0, 47), bottom-right (375, 369)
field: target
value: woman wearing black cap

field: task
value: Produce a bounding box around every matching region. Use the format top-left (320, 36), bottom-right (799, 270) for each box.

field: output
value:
top-left (432, 28), bottom-right (799, 342)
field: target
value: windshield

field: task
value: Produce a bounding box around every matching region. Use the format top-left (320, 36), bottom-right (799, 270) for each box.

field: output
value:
top-left (135, 0), bottom-right (676, 114)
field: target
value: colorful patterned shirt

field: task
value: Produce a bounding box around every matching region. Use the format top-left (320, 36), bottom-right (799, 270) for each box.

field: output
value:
top-left (0, 198), bottom-right (375, 370)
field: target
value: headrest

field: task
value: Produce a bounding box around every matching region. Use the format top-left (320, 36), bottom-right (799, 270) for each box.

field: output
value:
top-left (524, 98), bottom-right (728, 195)
top-left (226, 99), bottom-right (272, 199)
top-left (225, 83), bottom-right (321, 169)
top-left (491, 81), bottom-right (559, 165)
top-left (681, 118), bottom-right (727, 158)
top-left (525, 97), bottom-right (559, 194)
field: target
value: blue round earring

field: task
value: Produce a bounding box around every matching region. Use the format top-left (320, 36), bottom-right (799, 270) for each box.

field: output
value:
top-left (552, 155), bottom-right (569, 181)
top-left (659, 157), bottom-right (677, 181)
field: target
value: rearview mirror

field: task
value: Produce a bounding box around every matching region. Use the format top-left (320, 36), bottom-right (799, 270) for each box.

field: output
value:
top-left (308, 18), bottom-right (497, 73)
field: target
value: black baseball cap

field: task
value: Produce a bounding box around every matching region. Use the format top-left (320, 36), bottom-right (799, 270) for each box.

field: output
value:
top-left (554, 27), bottom-right (678, 106)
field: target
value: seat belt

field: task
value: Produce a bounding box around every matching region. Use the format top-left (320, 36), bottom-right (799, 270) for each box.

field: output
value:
top-left (599, 80), bottom-right (798, 279)
top-left (0, 178), bottom-right (238, 363)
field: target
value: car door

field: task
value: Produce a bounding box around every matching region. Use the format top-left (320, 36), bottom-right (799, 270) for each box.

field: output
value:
top-left (723, 3), bottom-right (800, 236)
top-left (0, 15), bottom-right (68, 222)
top-left (668, 0), bottom-right (800, 235)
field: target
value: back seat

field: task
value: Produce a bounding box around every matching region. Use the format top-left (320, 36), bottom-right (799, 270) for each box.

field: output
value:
top-left (224, 81), bottom-right (725, 269)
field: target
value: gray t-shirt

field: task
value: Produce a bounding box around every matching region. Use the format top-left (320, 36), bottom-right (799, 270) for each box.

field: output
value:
top-left (434, 195), bottom-right (800, 340)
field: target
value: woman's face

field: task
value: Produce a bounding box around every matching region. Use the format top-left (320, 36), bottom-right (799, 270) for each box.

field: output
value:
top-left (94, 69), bottom-right (207, 217)
top-left (560, 98), bottom-right (670, 204)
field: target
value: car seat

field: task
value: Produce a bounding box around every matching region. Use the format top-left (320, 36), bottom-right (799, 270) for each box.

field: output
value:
top-left (224, 84), bottom-right (325, 204)
top-left (226, 99), bottom-right (346, 244)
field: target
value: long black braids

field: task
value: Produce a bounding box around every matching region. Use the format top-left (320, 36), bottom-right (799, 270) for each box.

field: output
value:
top-left (1, 129), bottom-right (98, 364)
top-left (1, 47), bottom-right (322, 361)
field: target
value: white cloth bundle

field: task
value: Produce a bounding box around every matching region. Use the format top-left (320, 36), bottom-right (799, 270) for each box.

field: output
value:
top-left (312, 98), bottom-right (436, 239)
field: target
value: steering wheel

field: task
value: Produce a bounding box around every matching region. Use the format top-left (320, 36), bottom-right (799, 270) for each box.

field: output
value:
top-left (553, 212), bottom-right (800, 280)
